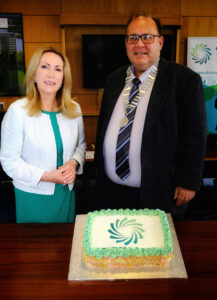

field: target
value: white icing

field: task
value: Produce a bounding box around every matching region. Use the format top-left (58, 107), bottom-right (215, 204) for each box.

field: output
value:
top-left (91, 215), bottom-right (164, 249)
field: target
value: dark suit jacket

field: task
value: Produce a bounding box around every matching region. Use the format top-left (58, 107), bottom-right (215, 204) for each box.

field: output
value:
top-left (95, 58), bottom-right (207, 214)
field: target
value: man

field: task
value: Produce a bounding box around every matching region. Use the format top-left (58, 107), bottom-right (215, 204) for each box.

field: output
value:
top-left (93, 12), bottom-right (207, 219)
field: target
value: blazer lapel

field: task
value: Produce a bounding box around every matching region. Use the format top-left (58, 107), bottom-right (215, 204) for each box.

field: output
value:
top-left (142, 59), bottom-right (171, 139)
top-left (101, 68), bottom-right (127, 134)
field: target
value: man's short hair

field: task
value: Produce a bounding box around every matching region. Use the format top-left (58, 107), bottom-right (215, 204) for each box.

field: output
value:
top-left (126, 12), bottom-right (162, 35)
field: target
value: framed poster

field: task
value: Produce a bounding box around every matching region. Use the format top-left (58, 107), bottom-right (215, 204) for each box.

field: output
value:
top-left (0, 13), bottom-right (25, 96)
top-left (187, 37), bottom-right (217, 137)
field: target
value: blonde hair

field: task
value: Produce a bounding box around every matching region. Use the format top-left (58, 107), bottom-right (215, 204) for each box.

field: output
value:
top-left (25, 47), bottom-right (79, 118)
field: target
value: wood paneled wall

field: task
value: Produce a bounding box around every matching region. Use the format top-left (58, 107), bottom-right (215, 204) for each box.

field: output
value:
top-left (1, 0), bottom-right (217, 146)
top-left (0, 0), bottom-right (62, 110)
top-left (180, 0), bottom-right (217, 65)
top-left (0, 0), bottom-right (62, 67)
top-left (181, 0), bottom-right (217, 16)
top-left (61, 0), bottom-right (181, 16)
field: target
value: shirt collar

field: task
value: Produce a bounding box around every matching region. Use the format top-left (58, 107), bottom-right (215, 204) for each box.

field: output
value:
top-left (130, 64), bottom-right (155, 84)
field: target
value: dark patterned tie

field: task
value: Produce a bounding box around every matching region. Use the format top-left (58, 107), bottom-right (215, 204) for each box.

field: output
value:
top-left (116, 77), bottom-right (141, 180)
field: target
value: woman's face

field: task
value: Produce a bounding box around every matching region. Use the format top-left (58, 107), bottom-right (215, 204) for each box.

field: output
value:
top-left (34, 52), bottom-right (64, 97)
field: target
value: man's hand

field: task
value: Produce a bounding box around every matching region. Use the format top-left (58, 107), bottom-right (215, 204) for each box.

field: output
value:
top-left (174, 186), bottom-right (196, 206)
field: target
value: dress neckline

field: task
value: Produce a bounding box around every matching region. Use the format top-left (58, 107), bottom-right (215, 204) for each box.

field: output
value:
top-left (42, 110), bottom-right (60, 115)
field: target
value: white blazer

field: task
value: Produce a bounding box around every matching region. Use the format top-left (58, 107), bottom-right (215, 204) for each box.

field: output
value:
top-left (0, 98), bottom-right (86, 195)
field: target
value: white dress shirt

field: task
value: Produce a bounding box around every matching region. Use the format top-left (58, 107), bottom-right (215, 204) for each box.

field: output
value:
top-left (103, 66), bottom-right (155, 187)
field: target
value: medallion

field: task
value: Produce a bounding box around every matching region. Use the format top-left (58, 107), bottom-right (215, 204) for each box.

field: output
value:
top-left (120, 116), bottom-right (128, 127)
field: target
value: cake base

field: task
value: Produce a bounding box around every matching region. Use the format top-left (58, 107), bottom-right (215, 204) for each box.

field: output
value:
top-left (68, 214), bottom-right (187, 281)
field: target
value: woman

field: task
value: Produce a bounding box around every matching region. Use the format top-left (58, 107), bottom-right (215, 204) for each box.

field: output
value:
top-left (0, 47), bottom-right (86, 223)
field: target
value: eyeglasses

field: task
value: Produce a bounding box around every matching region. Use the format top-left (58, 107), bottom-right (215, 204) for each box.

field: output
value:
top-left (126, 34), bottom-right (161, 44)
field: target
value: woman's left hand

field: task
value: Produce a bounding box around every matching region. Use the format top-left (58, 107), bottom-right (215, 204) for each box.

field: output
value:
top-left (58, 159), bottom-right (78, 184)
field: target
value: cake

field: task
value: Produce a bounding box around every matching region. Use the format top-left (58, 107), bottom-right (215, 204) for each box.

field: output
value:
top-left (82, 208), bottom-right (173, 269)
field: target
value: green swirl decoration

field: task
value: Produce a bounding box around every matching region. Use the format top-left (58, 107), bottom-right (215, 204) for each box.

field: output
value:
top-left (108, 218), bottom-right (145, 245)
top-left (191, 43), bottom-right (211, 65)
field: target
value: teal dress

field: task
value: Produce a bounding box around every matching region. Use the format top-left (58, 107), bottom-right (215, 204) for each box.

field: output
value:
top-left (14, 111), bottom-right (75, 223)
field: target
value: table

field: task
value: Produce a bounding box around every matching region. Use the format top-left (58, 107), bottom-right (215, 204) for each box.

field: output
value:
top-left (0, 221), bottom-right (217, 299)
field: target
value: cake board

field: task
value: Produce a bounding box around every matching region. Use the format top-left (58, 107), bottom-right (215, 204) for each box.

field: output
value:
top-left (68, 214), bottom-right (187, 281)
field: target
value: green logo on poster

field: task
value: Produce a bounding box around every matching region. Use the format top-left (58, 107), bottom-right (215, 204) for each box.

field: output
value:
top-left (191, 44), bottom-right (211, 65)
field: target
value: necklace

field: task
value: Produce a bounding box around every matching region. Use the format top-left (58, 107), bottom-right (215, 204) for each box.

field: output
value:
top-left (120, 59), bottom-right (159, 127)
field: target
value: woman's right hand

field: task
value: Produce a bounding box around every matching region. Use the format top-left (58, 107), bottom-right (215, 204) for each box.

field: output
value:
top-left (41, 169), bottom-right (69, 185)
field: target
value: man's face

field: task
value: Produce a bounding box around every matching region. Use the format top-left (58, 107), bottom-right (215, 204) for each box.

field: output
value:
top-left (125, 16), bottom-right (164, 77)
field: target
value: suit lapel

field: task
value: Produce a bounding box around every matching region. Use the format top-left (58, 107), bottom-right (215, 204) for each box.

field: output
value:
top-left (142, 59), bottom-right (171, 139)
top-left (101, 68), bottom-right (127, 135)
